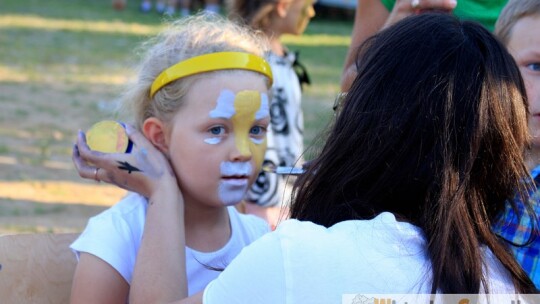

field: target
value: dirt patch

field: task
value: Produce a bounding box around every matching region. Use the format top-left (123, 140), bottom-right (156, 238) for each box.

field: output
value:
top-left (0, 80), bottom-right (125, 234)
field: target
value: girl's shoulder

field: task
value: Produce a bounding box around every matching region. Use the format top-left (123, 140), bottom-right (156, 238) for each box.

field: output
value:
top-left (98, 192), bottom-right (148, 219)
top-left (228, 206), bottom-right (271, 239)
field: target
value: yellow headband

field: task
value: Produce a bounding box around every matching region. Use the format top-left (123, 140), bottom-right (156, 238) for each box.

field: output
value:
top-left (150, 52), bottom-right (273, 97)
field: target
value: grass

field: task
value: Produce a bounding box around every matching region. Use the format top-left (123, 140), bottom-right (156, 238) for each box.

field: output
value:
top-left (0, 1), bottom-right (351, 97)
top-left (0, 0), bottom-right (352, 150)
top-left (0, 0), bottom-right (352, 232)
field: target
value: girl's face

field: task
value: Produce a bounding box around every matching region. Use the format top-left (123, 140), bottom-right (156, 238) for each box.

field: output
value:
top-left (507, 15), bottom-right (540, 147)
top-left (281, 0), bottom-right (316, 35)
top-left (165, 72), bottom-right (270, 208)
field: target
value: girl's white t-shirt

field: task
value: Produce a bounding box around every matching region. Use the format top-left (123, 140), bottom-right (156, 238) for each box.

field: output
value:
top-left (70, 192), bottom-right (269, 296)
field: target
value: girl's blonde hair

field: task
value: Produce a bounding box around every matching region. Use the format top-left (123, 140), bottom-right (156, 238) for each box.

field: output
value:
top-left (119, 13), bottom-right (269, 128)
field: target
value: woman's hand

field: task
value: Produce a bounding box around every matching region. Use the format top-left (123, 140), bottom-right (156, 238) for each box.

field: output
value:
top-left (72, 124), bottom-right (177, 198)
top-left (384, 0), bottom-right (457, 29)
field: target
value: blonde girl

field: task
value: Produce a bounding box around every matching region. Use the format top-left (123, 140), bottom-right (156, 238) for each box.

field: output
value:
top-left (70, 14), bottom-right (273, 303)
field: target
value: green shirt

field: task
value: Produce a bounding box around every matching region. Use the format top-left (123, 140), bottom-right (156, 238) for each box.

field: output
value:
top-left (380, 0), bottom-right (508, 31)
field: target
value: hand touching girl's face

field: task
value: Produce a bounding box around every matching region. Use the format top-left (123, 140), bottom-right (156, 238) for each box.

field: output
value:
top-left (161, 72), bottom-right (270, 208)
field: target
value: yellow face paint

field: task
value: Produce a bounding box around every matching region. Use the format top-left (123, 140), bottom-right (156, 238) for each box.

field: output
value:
top-left (231, 90), bottom-right (268, 170)
top-left (208, 89), bottom-right (269, 171)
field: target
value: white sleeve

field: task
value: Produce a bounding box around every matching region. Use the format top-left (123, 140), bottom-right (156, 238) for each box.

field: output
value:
top-left (70, 212), bottom-right (138, 283)
top-left (203, 231), bottom-right (286, 304)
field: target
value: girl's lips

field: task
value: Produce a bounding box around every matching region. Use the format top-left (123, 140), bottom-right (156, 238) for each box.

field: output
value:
top-left (221, 175), bottom-right (248, 179)
top-left (220, 177), bottom-right (249, 186)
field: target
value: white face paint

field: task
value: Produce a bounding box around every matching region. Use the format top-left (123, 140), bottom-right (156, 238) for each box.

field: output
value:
top-left (218, 161), bottom-right (253, 205)
top-left (251, 93), bottom-right (269, 146)
top-left (209, 90), bottom-right (236, 119)
top-left (204, 89), bottom-right (269, 148)
top-left (204, 89), bottom-right (268, 205)
top-left (204, 137), bottom-right (221, 145)
top-left (255, 93), bottom-right (270, 120)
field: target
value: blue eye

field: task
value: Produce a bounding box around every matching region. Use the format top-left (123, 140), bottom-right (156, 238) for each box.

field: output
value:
top-left (250, 126), bottom-right (263, 135)
top-left (527, 63), bottom-right (540, 72)
top-left (209, 126), bottom-right (225, 135)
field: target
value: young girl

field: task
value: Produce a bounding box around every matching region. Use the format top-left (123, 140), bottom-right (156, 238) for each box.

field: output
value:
top-left (226, 0), bottom-right (316, 224)
top-left (76, 13), bottom-right (539, 303)
top-left (70, 14), bottom-right (273, 303)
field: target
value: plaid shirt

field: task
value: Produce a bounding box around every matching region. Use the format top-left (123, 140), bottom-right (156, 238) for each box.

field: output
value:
top-left (494, 166), bottom-right (540, 288)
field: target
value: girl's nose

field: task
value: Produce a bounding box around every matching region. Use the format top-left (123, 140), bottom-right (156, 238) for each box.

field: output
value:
top-left (231, 134), bottom-right (252, 161)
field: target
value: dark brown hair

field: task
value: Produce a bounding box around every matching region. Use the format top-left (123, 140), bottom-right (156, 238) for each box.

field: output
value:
top-left (291, 13), bottom-right (537, 294)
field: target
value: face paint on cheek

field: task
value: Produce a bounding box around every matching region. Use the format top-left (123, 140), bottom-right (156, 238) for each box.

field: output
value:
top-left (204, 137), bottom-right (221, 145)
top-left (232, 91), bottom-right (269, 168)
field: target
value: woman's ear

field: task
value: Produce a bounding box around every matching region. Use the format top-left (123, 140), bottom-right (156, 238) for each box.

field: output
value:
top-left (275, 0), bottom-right (291, 18)
top-left (142, 117), bottom-right (169, 154)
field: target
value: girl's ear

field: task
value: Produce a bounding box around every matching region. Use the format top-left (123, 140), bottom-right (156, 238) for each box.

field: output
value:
top-left (275, 0), bottom-right (291, 18)
top-left (142, 117), bottom-right (169, 153)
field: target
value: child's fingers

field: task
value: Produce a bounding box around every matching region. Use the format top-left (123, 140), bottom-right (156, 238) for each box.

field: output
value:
top-left (72, 143), bottom-right (102, 182)
top-left (124, 124), bottom-right (150, 147)
top-left (124, 124), bottom-right (166, 163)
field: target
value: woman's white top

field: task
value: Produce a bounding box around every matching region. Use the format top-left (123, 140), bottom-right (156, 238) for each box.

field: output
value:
top-left (204, 212), bottom-right (515, 303)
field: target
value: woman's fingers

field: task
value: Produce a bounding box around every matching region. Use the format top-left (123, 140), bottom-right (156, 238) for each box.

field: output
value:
top-left (394, 0), bottom-right (457, 13)
top-left (387, 0), bottom-right (457, 29)
top-left (404, 0), bottom-right (457, 12)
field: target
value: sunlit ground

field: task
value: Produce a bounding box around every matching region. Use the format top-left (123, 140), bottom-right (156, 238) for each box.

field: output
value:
top-left (0, 0), bottom-right (351, 233)
top-left (0, 181), bottom-right (125, 206)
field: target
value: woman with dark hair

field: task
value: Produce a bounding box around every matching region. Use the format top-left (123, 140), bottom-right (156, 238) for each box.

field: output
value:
top-left (292, 11), bottom-right (535, 295)
top-left (74, 13), bottom-right (538, 303)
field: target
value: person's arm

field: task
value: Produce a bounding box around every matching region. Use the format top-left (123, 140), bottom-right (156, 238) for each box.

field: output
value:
top-left (73, 125), bottom-right (199, 304)
top-left (341, 0), bottom-right (457, 92)
top-left (129, 181), bottom-right (188, 303)
top-left (341, 0), bottom-right (389, 92)
top-left (70, 253), bottom-right (129, 304)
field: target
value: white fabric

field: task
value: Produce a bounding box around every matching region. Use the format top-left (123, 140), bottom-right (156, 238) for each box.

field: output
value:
top-left (203, 212), bottom-right (516, 303)
top-left (70, 192), bottom-right (269, 296)
top-left (246, 51), bottom-right (303, 207)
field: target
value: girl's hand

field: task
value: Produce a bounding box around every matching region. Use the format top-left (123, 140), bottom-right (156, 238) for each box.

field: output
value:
top-left (72, 124), bottom-right (177, 198)
top-left (384, 0), bottom-right (457, 29)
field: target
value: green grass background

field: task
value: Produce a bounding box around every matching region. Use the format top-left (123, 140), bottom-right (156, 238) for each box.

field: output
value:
top-left (0, 0), bottom-right (352, 152)
top-left (0, 0), bottom-right (353, 233)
